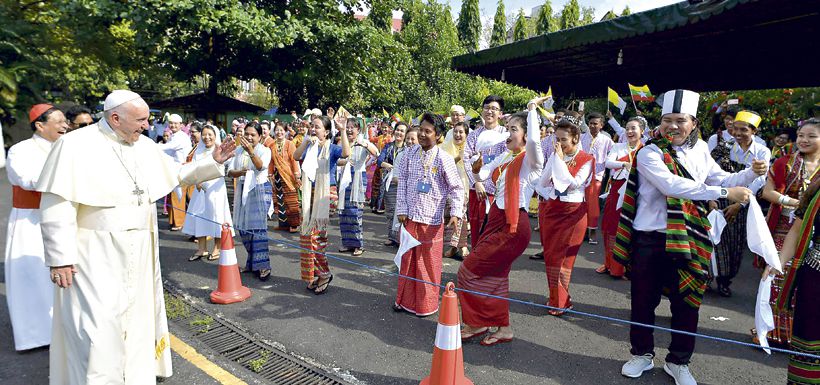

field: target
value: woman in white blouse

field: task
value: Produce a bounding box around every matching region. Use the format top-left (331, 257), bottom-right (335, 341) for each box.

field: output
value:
top-left (537, 116), bottom-right (595, 316)
top-left (457, 98), bottom-right (546, 347)
top-left (228, 122), bottom-right (273, 281)
top-left (597, 116), bottom-right (646, 279)
top-left (183, 125), bottom-right (234, 261)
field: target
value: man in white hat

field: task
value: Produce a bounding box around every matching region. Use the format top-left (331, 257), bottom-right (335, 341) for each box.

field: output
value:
top-left (37, 90), bottom-right (236, 384)
top-left (159, 113), bottom-right (193, 230)
top-left (614, 89), bottom-right (768, 385)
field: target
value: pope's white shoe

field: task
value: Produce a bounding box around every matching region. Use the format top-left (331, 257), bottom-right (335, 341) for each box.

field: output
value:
top-left (621, 354), bottom-right (654, 378)
top-left (664, 362), bottom-right (697, 385)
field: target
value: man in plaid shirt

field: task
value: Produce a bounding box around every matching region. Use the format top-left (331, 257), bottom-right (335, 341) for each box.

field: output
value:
top-left (394, 113), bottom-right (464, 316)
top-left (462, 95), bottom-right (508, 248)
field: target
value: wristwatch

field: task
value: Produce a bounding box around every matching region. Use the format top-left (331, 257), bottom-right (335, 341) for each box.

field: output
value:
top-left (720, 188), bottom-right (728, 199)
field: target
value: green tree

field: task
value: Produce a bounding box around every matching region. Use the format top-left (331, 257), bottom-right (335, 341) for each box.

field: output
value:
top-left (513, 9), bottom-right (528, 41)
top-left (456, 0), bottom-right (481, 52)
top-left (560, 0), bottom-right (580, 30)
top-left (490, 0), bottom-right (507, 48)
top-left (369, 0), bottom-right (395, 32)
top-left (621, 6), bottom-right (632, 16)
top-left (534, 0), bottom-right (554, 35)
top-left (580, 6), bottom-right (595, 25)
top-left (601, 10), bottom-right (617, 21)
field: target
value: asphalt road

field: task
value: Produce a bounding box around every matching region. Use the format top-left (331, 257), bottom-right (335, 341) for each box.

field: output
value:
top-left (0, 170), bottom-right (790, 385)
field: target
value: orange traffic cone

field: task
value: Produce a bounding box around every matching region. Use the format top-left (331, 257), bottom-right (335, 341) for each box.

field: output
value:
top-left (420, 282), bottom-right (474, 385)
top-left (210, 224), bottom-right (252, 304)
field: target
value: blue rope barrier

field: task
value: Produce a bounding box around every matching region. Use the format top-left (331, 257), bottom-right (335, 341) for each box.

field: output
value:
top-left (171, 205), bottom-right (820, 361)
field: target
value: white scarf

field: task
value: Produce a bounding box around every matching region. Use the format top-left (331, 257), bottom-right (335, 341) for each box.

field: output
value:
top-left (338, 136), bottom-right (369, 209)
top-left (301, 141), bottom-right (331, 234)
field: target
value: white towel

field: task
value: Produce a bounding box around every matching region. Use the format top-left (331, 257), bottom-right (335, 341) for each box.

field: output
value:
top-left (302, 142), bottom-right (319, 182)
top-left (394, 225), bottom-right (422, 269)
top-left (747, 197), bottom-right (782, 274)
top-left (755, 274), bottom-right (775, 354)
top-left (707, 209), bottom-right (727, 278)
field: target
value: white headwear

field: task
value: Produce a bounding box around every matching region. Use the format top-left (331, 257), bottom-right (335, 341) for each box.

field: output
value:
top-left (450, 105), bottom-right (465, 115)
top-left (168, 114), bottom-right (183, 123)
top-left (103, 90), bottom-right (142, 111)
top-left (310, 108), bottom-right (322, 116)
top-left (659, 89), bottom-right (700, 116)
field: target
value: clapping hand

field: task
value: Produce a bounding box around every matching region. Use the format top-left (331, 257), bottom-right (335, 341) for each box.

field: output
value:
top-left (212, 141), bottom-right (237, 164)
top-left (751, 159), bottom-right (768, 176)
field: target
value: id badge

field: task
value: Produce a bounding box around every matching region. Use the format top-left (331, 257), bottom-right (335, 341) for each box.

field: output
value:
top-left (483, 154), bottom-right (496, 164)
top-left (416, 180), bottom-right (432, 193)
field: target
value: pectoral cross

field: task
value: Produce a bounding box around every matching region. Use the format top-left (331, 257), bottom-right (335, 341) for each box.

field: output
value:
top-left (132, 183), bottom-right (145, 205)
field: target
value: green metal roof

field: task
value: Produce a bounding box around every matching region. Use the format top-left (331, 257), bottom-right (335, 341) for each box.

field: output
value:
top-left (452, 0), bottom-right (819, 97)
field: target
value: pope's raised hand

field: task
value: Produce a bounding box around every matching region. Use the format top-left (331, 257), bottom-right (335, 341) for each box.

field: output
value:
top-left (213, 141), bottom-right (237, 164)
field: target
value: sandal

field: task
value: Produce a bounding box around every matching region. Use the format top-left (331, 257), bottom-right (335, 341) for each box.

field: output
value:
top-left (529, 252), bottom-right (544, 260)
top-left (289, 227), bottom-right (299, 233)
top-left (392, 303), bottom-right (405, 313)
top-left (188, 252), bottom-right (208, 262)
top-left (313, 275), bottom-right (333, 295)
top-left (207, 252), bottom-right (219, 261)
top-left (306, 277), bottom-right (320, 291)
top-left (717, 284), bottom-right (732, 297)
top-left (595, 265), bottom-right (609, 274)
top-left (480, 333), bottom-right (513, 347)
top-left (461, 327), bottom-right (489, 342)
top-left (548, 305), bottom-right (573, 317)
top-left (338, 247), bottom-right (354, 253)
top-left (258, 269), bottom-right (271, 281)
top-left (444, 247), bottom-right (458, 258)
top-left (352, 248), bottom-right (364, 256)
top-left (383, 240), bottom-right (398, 247)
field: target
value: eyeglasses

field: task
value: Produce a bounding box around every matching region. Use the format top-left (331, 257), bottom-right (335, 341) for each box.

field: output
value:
top-left (482, 106), bottom-right (501, 113)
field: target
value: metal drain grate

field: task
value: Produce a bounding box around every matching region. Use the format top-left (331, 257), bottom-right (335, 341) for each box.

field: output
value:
top-left (164, 283), bottom-right (351, 385)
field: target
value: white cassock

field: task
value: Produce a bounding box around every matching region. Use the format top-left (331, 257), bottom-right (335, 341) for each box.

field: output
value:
top-left (36, 120), bottom-right (225, 385)
top-left (4, 133), bottom-right (54, 350)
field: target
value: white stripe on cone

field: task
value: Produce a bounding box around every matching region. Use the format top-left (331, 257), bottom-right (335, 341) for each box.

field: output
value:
top-left (219, 248), bottom-right (238, 266)
top-left (434, 324), bottom-right (462, 350)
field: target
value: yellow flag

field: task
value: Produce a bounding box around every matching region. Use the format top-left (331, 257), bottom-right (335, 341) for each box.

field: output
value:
top-left (382, 108), bottom-right (389, 118)
top-left (542, 86), bottom-right (554, 112)
top-left (608, 87), bottom-right (627, 114)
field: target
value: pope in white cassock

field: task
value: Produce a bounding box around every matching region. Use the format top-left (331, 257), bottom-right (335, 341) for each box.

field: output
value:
top-left (4, 104), bottom-right (68, 351)
top-left (36, 90), bottom-right (237, 385)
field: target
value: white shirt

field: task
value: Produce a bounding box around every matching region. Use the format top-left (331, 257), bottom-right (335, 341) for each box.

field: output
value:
top-left (159, 130), bottom-right (192, 164)
top-left (230, 144), bottom-right (271, 185)
top-left (605, 142), bottom-right (640, 181)
top-left (707, 130), bottom-right (766, 152)
top-left (477, 109), bottom-right (544, 209)
top-left (727, 141), bottom-right (771, 194)
top-left (538, 152), bottom-right (592, 203)
top-left (633, 139), bottom-right (760, 232)
top-left (580, 131), bottom-right (613, 181)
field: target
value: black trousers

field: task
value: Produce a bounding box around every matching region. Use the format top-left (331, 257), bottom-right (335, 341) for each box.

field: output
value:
top-left (629, 231), bottom-right (700, 365)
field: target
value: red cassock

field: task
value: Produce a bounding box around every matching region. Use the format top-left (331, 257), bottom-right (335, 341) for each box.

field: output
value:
top-left (395, 221), bottom-right (445, 316)
top-left (458, 205), bottom-right (530, 327)
top-left (541, 152), bottom-right (594, 309)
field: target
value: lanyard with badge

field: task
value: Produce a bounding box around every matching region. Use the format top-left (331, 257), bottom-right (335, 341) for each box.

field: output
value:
top-left (417, 146), bottom-right (438, 193)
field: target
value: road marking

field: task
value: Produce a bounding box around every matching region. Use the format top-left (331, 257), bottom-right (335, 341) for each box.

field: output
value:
top-left (170, 334), bottom-right (248, 385)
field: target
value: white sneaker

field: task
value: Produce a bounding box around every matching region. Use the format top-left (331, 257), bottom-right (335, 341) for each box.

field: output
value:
top-left (664, 362), bottom-right (697, 385)
top-left (621, 354), bottom-right (654, 378)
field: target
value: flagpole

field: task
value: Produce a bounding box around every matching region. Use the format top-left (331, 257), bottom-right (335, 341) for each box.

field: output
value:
top-left (631, 96), bottom-right (638, 115)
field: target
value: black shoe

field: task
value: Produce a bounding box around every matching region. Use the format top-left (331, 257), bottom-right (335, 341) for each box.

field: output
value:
top-left (717, 283), bottom-right (732, 297)
top-left (530, 252), bottom-right (544, 260)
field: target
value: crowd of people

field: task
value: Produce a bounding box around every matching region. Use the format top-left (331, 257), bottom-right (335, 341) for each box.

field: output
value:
top-left (4, 88), bottom-right (820, 385)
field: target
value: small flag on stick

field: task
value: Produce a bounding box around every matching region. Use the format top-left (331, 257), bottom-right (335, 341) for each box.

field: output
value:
top-left (628, 84), bottom-right (655, 102)
top-left (608, 87), bottom-right (627, 114)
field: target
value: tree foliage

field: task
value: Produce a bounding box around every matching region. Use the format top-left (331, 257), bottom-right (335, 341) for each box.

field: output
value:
top-left (621, 6), bottom-right (632, 16)
top-left (534, 0), bottom-right (555, 35)
top-left (490, 0), bottom-right (507, 48)
top-left (560, 0), bottom-right (580, 30)
top-left (369, 0), bottom-right (395, 32)
top-left (580, 6), bottom-right (595, 26)
top-left (456, 0), bottom-right (481, 52)
top-left (513, 9), bottom-right (528, 42)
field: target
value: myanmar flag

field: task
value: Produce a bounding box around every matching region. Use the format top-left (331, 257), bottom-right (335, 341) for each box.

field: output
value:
top-left (628, 83), bottom-right (655, 102)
